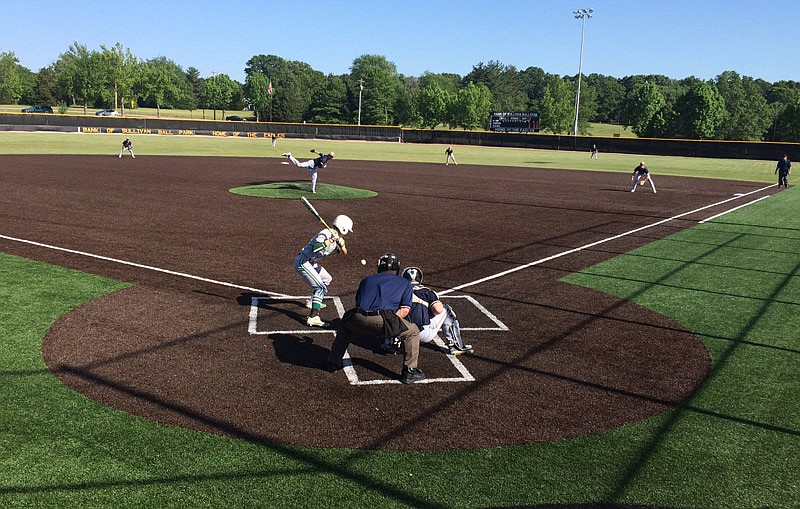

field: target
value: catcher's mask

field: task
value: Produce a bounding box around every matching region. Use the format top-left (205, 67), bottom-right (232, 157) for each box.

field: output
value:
top-left (401, 266), bottom-right (424, 285)
top-left (377, 253), bottom-right (400, 274)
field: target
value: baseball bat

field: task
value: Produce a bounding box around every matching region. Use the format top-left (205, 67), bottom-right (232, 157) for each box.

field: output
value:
top-left (300, 196), bottom-right (348, 255)
top-left (300, 196), bottom-right (334, 231)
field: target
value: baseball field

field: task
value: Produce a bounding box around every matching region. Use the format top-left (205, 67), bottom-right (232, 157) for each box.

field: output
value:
top-left (1, 132), bottom-right (797, 508)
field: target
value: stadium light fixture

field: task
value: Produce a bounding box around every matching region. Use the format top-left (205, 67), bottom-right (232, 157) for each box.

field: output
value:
top-left (573, 8), bottom-right (593, 136)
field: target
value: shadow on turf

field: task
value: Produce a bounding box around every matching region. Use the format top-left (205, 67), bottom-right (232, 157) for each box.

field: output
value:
top-left (236, 293), bottom-right (399, 374)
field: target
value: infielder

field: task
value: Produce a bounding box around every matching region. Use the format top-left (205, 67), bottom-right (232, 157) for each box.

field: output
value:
top-left (445, 146), bottom-right (457, 166)
top-left (282, 149), bottom-right (335, 194)
top-left (294, 214), bottom-right (353, 327)
top-left (382, 266), bottom-right (473, 356)
top-left (119, 138), bottom-right (135, 158)
top-left (630, 161), bottom-right (656, 193)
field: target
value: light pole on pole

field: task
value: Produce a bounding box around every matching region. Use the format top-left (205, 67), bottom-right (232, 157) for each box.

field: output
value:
top-left (573, 8), bottom-right (592, 136)
top-left (357, 79), bottom-right (364, 126)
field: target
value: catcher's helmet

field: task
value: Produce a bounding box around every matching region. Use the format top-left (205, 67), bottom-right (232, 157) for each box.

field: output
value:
top-left (377, 253), bottom-right (400, 274)
top-left (331, 215), bottom-right (353, 235)
top-left (401, 266), bottom-right (424, 285)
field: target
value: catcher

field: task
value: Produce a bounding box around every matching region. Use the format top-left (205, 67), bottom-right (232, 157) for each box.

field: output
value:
top-left (293, 214), bottom-right (353, 327)
top-left (630, 161), bottom-right (657, 193)
top-left (382, 266), bottom-right (473, 356)
top-left (282, 149), bottom-right (335, 194)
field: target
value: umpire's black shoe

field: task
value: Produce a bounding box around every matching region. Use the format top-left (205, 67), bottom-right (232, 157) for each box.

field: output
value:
top-left (400, 367), bottom-right (426, 384)
top-left (325, 361), bottom-right (342, 373)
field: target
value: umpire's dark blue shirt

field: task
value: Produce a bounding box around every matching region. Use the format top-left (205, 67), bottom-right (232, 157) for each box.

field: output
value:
top-left (355, 272), bottom-right (414, 311)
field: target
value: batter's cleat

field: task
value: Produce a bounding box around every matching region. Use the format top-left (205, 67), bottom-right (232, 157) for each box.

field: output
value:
top-left (449, 343), bottom-right (474, 355)
top-left (306, 315), bottom-right (326, 327)
top-left (282, 152), bottom-right (291, 158)
top-left (305, 300), bottom-right (326, 309)
top-left (400, 367), bottom-right (426, 384)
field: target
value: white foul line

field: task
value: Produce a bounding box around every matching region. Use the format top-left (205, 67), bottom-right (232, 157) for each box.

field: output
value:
top-left (0, 234), bottom-right (288, 298)
top-left (698, 195), bottom-right (771, 223)
top-left (439, 184), bottom-right (775, 295)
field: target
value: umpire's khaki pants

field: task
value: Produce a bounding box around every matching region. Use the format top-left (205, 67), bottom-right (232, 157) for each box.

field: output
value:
top-left (328, 312), bottom-right (420, 371)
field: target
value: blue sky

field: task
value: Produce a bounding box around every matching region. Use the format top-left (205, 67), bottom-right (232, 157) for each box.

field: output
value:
top-left (1, 0), bottom-right (796, 84)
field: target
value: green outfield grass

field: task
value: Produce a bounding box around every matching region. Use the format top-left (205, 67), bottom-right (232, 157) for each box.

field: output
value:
top-left (1, 133), bottom-right (797, 507)
top-left (0, 131), bottom-right (778, 183)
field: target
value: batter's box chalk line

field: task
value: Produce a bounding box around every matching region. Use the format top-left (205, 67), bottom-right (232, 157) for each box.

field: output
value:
top-left (247, 295), bottom-right (509, 385)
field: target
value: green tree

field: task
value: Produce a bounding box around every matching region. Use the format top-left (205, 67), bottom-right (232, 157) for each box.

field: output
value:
top-left (394, 75), bottom-right (421, 127)
top-left (585, 73), bottom-right (625, 124)
top-left (670, 80), bottom-right (726, 139)
top-left (350, 54), bottom-right (400, 125)
top-left (203, 73), bottom-right (237, 120)
top-left (418, 72), bottom-right (461, 96)
top-left (24, 66), bottom-right (57, 105)
top-left (624, 81), bottom-right (666, 137)
top-left (138, 57), bottom-right (191, 117)
top-left (417, 82), bottom-right (450, 129)
top-left (520, 66), bottom-right (551, 112)
top-left (183, 67), bottom-right (202, 115)
top-left (55, 42), bottom-right (105, 114)
top-left (245, 54), bottom-right (322, 122)
top-left (307, 74), bottom-right (348, 124)
top-left (99, 43), bottom-right (137, 113)
top-left (773, 92), bottom-right (800, 142)
top-left (715, 71), bottom-right (771, 141)
top-left (245, 71), bottom-right (271, 122)
top-left (448, 82), bottom-right (492, 130)
top-left (0, 51), bottom-right (25, 104)
top-left (539, 76), bottom-right (574, 134)
top-left (462, 60), bottom-right (527, 112)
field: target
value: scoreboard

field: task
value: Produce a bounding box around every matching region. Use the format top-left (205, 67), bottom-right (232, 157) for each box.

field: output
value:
top-left (489, 112), bottom-right (540, 133)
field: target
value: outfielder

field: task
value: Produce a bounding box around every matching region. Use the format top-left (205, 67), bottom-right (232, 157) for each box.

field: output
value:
top-left (294, 214), bottom-right (353, 327)
top-left (630, 161), bottom-right (656, 193)
top-left (282, 149), bottom-right (335, 194)
top-left (383, 266), bottom-right (473, 356)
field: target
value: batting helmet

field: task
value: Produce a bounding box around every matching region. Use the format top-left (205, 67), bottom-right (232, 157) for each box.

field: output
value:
top-left (332, 215), bottom-right (353, 235)
top-left (328, 151), bottom-right (335, 158)
top-left (377, 253), bottom-right (400, 274)
top-left (401, 266), bottom-right (424, 285)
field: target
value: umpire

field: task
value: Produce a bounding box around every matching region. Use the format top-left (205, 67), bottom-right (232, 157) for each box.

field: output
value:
top-left (326, 253), bottom-right (425, 384)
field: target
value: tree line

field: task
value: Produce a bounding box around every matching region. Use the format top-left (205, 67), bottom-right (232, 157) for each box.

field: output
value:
top-left (1, 43), bottom-right (799, 141)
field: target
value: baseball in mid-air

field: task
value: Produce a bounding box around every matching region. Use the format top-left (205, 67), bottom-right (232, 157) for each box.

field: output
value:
top-left (360, 259), bottom-right (367, 265)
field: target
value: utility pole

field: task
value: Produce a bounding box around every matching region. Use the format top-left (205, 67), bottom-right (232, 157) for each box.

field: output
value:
top-left (573, 8), bottom-right (593, 136)
top-left (357, 79), bottom-right (364, 126)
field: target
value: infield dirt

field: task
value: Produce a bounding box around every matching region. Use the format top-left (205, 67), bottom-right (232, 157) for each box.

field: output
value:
top-left (1, 155), bottom-right (772, 450)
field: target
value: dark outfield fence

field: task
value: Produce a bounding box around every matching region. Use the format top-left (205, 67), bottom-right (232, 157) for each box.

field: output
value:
top-left (1, 113), bottom-right (797, 161)
top-left (403, 129), bottom-right (800, 161)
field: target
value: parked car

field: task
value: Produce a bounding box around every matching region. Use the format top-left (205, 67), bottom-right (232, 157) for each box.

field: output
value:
top-left (21, 105), bottom-right (53, 113)
top-left (225, 115), bottom-right (244, 121)
top-left (96, 109), bottom-right (120, 116)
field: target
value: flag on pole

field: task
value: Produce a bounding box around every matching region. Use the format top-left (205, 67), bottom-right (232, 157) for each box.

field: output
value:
top-left (268, 80), bottom-right (273, 95)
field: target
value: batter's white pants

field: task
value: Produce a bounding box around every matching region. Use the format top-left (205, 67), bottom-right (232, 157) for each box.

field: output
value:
top-left (293, 254), bottom-right (331, 306)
